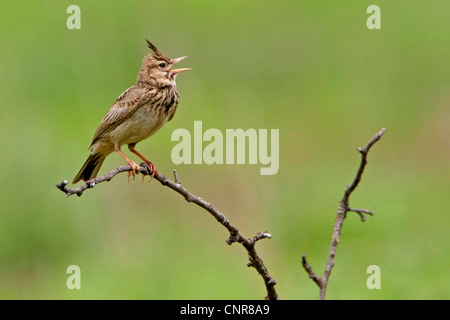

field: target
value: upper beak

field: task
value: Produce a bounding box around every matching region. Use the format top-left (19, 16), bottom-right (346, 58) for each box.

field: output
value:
top-left (172, 56), bottom-right (189, 64)
top-left (170, 56), bottom-right (192, 75)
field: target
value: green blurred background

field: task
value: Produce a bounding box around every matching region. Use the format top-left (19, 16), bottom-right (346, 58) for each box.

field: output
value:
top-left (0, 0), bottom-right (449, 299)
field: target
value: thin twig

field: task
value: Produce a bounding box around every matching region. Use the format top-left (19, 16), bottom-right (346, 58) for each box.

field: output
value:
top-left (301, 255), bottom-right (322, 288)
top-left (301, 128), bottom-right (386, 300)
top-left (347, 208), bottom-right (374, 222)
top-left (56, 165), bottom-right (278, 300)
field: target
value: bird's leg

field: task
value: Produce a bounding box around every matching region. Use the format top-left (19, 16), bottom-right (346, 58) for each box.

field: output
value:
top-left (115, 147), bottom-right (140, 181)
top-left (128, 144), bottom-right (158, 182)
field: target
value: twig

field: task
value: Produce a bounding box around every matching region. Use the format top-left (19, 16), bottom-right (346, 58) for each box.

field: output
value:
top-left (56, 165), bottom-right (278, 300)
top-left (347, 208), bottom-right (374, 222)
top-left (301, 128), bottom-right (386, 300)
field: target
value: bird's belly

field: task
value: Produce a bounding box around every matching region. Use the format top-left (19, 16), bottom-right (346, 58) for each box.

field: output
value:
top-left (110, 107), bottom-right (167, 145)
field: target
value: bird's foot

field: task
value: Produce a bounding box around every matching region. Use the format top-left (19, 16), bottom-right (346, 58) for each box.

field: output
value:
top-left (127, 160), bottom-right (140, 183)
top-left (141, 161), bottom-right (158, 183)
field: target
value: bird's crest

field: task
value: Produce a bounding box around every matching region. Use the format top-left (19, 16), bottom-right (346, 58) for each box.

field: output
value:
top-left (146, 40), bottom-right (170, 62)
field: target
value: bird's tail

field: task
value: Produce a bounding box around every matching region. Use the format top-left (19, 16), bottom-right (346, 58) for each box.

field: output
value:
top-left (72, 152), bottom-right (107, 184)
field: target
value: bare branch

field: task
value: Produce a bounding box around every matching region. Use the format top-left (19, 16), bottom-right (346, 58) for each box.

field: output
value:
top-left (252, 231), bottom-right (272, 243)
top-left (302, 128), bottom-right (386, 300)
top-left (346, 207), bottom-right (374, 222)
top-left (301, 255), bottom-right (323, 288)
top-left (56, 165), bottom-right (278, 300)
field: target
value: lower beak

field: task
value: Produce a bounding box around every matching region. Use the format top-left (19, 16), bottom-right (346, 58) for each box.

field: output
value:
top-left (171, 68), bottom-right (192, 75)
top-left (170, 56), bottom-right (191, 75)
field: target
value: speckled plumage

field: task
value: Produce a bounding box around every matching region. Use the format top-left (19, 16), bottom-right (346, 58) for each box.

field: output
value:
top-left (73, 40), bottom-right (190, 184)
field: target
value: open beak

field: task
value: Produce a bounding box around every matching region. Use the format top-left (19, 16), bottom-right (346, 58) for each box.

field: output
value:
top-left (170, 56), bottom-right (192, 75)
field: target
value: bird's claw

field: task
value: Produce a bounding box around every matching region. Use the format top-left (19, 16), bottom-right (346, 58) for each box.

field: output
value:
top-left (127, 161), bottom-right (140, 183)
top-left (142, 161), bottom-right (158, 183)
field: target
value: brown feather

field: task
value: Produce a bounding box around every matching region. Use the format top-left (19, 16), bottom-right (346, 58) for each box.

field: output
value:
top-left (88, 87), bottom-right (157, 149)
top-left (72, 152), bottom-right (107, 184)
top-left (146, 39), bottom-right (171, 62)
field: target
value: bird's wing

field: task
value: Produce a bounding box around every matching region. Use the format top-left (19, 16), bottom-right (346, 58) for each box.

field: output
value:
top-left (88, 86), bottom-right (155, 148)
top-left (167, 106), bottom-right (177, 122)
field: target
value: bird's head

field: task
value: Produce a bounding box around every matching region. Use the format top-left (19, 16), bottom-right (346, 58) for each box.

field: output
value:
top-left (137, 40), bottom-right (191, 88)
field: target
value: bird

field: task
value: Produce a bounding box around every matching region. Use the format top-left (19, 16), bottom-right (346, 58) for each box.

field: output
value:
top-left (72, 40), bottom-right (191, 184)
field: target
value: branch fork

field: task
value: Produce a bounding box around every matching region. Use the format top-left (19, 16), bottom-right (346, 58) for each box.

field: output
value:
top-left (57, 163), bottom-right (278, 300)
top-left (301, 128), bottom-right (386, 300)
top-left (57, 128), bottom-right (386, 301)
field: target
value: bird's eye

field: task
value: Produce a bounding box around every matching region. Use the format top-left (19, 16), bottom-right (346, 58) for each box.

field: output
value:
top-left (159, 62), bottom-right (166, 68)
